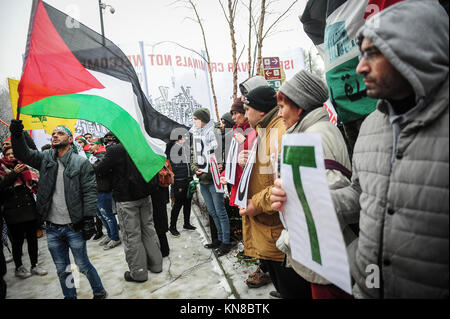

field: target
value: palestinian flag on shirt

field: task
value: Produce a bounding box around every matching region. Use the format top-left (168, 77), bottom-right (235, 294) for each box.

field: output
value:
top-left (300, 0), bottom-right (403, 124)
top-left (18, 0), bottom-right (188, 182)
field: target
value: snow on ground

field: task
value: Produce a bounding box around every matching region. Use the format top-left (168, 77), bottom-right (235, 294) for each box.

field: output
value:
top-left (3, 192), bottom-right (274, 299)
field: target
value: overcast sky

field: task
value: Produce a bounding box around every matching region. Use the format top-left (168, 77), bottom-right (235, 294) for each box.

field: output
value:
top-left (0, 0), bottom-right (315, 87)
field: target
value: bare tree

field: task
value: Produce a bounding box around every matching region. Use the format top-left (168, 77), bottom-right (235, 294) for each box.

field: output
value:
top-left (0, 87), bottom-right (13, 142)
top-left (174, 0), bottom-right (220, 122)
top-left (219, 0), bottom-right (240, 100)
top-left (247, 0), bottom-right (253, 77)
top-left (243, 0), bottom-right (299, 76)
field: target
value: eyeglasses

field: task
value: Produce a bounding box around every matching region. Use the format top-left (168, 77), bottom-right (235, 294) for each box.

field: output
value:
top-left (358, 48), bottom-right (381, 62)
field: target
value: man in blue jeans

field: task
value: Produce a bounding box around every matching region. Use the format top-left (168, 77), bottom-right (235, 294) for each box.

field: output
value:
top-left (9, 121), bottom-right (107, 299)
top-left (90, 138), bottom-right (121, 250)
top-left (191, 108), bottom-right (232, 257)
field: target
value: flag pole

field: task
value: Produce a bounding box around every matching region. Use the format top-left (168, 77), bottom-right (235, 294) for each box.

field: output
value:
top-left (16, 96), bottom-right (21, 120)
top-left (0, 119), bottom-right (10, 128)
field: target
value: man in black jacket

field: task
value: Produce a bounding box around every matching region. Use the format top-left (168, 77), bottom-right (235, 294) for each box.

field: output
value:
top-left (168, 134), bottom-right (196, 236)
top-left (90, 139), bottom-right (121, 250)
top-left (9, 120), bottom-right (107, 299)
top-left (94, 139), bottom-right (163, 283)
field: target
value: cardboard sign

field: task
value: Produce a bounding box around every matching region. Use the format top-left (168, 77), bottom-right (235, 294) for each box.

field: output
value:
top-left (281, 133), bottom-right (352, 294)
top-left (210, 154), bottom-right (224, 193)
top-left (234, 141), bottom-right (257, 208)
top-left (193, 136), bottom-right (209, 173)
top-left (225, 137), bottom-right (239, 185)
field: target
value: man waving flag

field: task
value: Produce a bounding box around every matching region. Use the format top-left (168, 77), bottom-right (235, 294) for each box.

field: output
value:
top-left (17, 0), bottom-right (188, 181)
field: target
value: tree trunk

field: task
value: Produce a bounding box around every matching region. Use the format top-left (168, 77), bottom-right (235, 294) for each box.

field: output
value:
top-left (247, 0), bottom-right (252, 78)
top-left (256, 0), bottom-right (265, 76)
top-left (228, 0), bottom-right (238, 100)
top-left (189, 0), bottom-right (220, 122)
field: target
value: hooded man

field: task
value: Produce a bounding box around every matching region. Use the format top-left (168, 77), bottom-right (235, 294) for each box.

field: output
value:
top-left (331, 0), bottom-right (449, 298)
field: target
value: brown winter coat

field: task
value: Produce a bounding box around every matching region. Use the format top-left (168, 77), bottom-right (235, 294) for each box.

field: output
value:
top-left (242, 106), bottom-right (286, 262)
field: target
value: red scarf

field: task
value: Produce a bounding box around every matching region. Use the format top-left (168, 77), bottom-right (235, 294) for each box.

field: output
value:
top-left (0, 157), bottom-right (39, 194)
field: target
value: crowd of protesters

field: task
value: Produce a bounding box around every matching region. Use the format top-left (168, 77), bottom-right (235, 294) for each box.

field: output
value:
top-left (0, 1), bottom-right (448, 299)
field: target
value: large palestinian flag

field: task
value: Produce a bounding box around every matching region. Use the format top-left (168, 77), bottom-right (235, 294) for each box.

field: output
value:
top-left (18, 0), bottom-right (188, 182)
top-left (300, 0), bottom-right (403, 124)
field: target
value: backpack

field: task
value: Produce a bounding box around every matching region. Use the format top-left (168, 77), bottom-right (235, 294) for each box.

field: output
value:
top-left (158, 159), bottom-right (175, 187)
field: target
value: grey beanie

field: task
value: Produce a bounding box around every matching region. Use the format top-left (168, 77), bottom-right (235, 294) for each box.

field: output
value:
top-left (193, 108), bottom-right (211, 123)
top-left (221, 113), bottom-right (235, 127)
top-left (279, 70), bottom-right (328, 111)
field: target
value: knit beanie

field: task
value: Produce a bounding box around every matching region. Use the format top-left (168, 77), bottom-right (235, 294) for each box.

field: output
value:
top-left (230, 97), bottom-right (245, 114)
top-left (279, 70), bottom-right (328, 111)
top-left (242, 86), bottom-right (277, 113)
top-left (193, 108), bottom-right (211, 124)
top-left (221, 113), bottom-right (235, 128)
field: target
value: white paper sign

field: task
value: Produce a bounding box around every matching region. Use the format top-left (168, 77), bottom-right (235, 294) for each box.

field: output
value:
top-left (234, 141), bottom-right (257, 208)
top-left (281, 133), bottom-right (352, 294)
top-left (209, 154), bottom-right (224, 193)
top-left (225, 137), bottom-right (239, 185)
top-left (193, 136), bottom-right (209, 173)
top-left (323, 99), bottom-right (338, 126)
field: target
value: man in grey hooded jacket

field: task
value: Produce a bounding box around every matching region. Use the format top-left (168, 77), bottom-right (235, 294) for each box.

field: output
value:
top-left (332, 0), bottom-right (448, 298)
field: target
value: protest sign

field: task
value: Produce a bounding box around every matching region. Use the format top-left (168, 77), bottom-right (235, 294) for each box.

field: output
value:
top-left (281, 133), bottom-right (352, 294)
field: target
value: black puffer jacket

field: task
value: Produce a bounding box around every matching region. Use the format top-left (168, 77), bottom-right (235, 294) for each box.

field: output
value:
top-left (94, 143), bottom-right (157, 202)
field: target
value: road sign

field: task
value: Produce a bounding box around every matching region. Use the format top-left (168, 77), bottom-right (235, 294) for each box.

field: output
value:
top-left (264, 69), bottom-right (281, 80)
top-left (268, 79), bottom-right (282, 90)
top-left (263, 56), bottom-right (282, 91)
top-left (263, 57), bottom-right (281, 69)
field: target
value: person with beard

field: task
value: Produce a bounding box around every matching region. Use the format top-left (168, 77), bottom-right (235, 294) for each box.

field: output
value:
top-left (8, 122), bottom-right (107, 299)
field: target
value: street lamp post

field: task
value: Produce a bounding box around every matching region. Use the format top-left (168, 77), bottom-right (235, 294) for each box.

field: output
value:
top-left (98, 1), bottom-right (115, 45)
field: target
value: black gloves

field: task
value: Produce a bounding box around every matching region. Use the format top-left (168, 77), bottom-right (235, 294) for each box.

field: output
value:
top-left (80, 217), bottom-right (96, 241)
top-left (9, 119), bottom-right (24, 138)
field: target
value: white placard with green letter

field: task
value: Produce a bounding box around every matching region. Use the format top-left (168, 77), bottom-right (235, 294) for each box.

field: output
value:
top-left (281, 133), bottom-right (352, 294)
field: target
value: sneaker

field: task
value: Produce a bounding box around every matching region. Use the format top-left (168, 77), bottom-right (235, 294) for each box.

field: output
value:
top-left (204, 241), bottom-right (221, 249)
top-left (124, 271), bottom-right (147, 283)
top-left (15, 265), bottom-right (32, 279)
top-left (92, 232), bottom-right (104, 241)
top-left (269, 291), bottom-right (283, 299)
top-left (93, 290), bottom-right (108, 299)
top-left (169, 228), bottom-right (180, 237)
top-left (98, 236), bottom-right (111, 246)
top-left (183, 224), bottom-right (196, 231)
top-left (103, 239), bottom-right (121, 250)
top-left (31, 265), bottom-right (48, 276)
top-left (246, 267), bottom-right (272, 288)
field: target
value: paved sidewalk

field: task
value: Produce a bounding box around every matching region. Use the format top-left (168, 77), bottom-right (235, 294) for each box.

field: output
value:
top-left (3, 193), bottom-right (274, 299)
